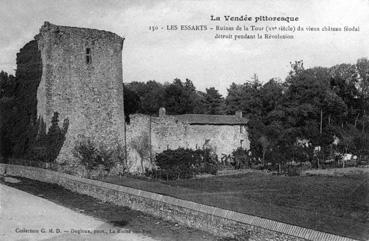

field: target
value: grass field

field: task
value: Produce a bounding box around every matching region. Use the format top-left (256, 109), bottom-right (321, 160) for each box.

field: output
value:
top-left (103, 172), bottom-right (369, 240)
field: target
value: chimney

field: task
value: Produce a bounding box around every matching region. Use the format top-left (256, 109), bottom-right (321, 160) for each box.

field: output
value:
top-left (159, 107), bottom-right (166, 117)
top-left (235, 111), bottom-right (242, 118)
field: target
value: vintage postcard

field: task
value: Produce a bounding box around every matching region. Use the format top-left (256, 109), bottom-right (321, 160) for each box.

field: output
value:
top-left (0, 0), bottom-right (368, 241)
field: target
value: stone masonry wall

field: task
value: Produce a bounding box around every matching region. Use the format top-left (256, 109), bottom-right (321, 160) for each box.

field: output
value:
top-left (35, 22), bottom-right (125, 172)
top-left (150, 115), bottom-right (188, 152)
top-left (184, 124), bottom-right (249, 159)
top-left (126, 114), bottom-right (250, 172)
top-left (124, 114), bottom-right (152, 172)
top-left (0, 164), bottom-right (356, 241)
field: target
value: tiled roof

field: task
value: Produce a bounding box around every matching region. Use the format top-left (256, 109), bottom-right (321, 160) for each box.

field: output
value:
top-left (172, 114), bottom-right (248, 125)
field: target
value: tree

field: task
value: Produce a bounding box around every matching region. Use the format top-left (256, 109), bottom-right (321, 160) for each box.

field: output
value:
top-left (126, 80), bottom-right (165, 115)
top-left (260, 78), bottom-right (285, 117)
top-left (26, 112), bottom-right (69, 163)
top-left (329, 63), bottom-right (360, 126)
top-left (203, 87), bottom-right (224, 114)
top-left (140, 81), bottom-right (166, 114)
top-left (338, 124), bottom-right (358, 153)
top-left (9, 40), bottom-right (42, 157)
top-left (164, 78), bottom-right (200, 114)
top-left (45, 112), bottom-right (68, 161)
top-left (258, 135), bottom-right (270, 166)
top-left (283, 66), bottom-right (346, 142)
top-left (0, 71), bottom-right (16, 98)
top-left (0, 71), bottom-right (16, 159)
top-left (225, 79), bottom-right (262, 117)
top-left (225, 83), bottom-right (244, 114)
top-left (123, 84), bottom-right (140, 123)
top-left (356, 58), bottom-right (369, 133)
top-left (192, 90), bottom-right (207, 114)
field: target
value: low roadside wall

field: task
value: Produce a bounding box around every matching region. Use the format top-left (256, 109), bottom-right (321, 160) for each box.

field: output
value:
top-left (0, 164), bottom-right (358, 241)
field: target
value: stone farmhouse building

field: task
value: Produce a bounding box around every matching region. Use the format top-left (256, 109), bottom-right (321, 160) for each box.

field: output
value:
top-left (19, 22), bottom-right (250, 173)
top-left (126, 108), bottom-right (249, 172)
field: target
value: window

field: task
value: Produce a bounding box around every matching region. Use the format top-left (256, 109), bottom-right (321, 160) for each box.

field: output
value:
top-left (86, 48), bottom-right (91, 64)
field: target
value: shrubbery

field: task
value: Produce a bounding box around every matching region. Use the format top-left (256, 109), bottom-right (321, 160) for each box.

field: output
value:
top-left (219, 147), bottom-right (253, 170)
top-left (231, 147), bottom-right (251, 169)
top-left (146, 148), bottom-right (218, 180)
top-left (72, 139), bottom-right (126, 179)
top-left (26, 112), bottom-right (68, 163)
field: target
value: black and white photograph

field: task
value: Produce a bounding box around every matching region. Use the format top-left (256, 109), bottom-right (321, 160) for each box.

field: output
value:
top-left (0, 0), bottom-right (368, 240)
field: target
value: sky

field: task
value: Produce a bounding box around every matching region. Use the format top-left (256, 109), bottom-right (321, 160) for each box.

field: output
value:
top-left (0, 0), bottom-right (369, 95)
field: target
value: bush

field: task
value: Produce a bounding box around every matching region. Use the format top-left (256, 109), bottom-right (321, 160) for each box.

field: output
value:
top-left (199, 148), bottom-right (218, 175)
top-left (27, 146), bottom-right (49, 163)
top-left (287, 165), bottom-right (301, 176)
top-left (147, 148), bottom-right (218, 180)
top-left (72, 139), bottom-right (126, 179)
top-left (232, 147), bottom-right (250, 169)
top-left (26, 112), bottom-right (68, 163)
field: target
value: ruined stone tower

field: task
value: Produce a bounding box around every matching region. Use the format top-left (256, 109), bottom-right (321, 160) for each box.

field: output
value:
top-left (35, 22), bottom-right (125, 167)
